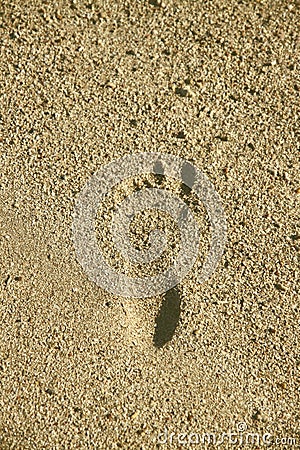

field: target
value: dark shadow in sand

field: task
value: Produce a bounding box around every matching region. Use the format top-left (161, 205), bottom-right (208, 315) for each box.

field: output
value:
top-left (153, 287), bottom-right (181, 348)
top-left (180, 160), bottom-right (196, 196)
top-left (153, 158), bottom-right (195, 348)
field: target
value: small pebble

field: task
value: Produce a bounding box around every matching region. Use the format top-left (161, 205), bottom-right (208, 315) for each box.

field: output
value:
top-left (175, 87), bottom-right (189, 97)
top-left (4, 275), bottom-right (11, 287)
top-left (130, 411), bottom-right (139, 420)
top-left (175, 131), bottom-right (186, 139)
top-left (106, 81), bottom-right (116, 89)
top-left (216, 135), bottom-right (228, 142)
top-left (45, 388), bottom-right (55, 395)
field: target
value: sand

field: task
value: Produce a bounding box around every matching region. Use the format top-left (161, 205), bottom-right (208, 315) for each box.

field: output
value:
top-left (0, 0), bottom-right (299, 448)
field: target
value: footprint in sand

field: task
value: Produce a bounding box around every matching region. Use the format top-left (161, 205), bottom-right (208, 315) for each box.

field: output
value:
top-left (72, 153), bottom-right (226, 347)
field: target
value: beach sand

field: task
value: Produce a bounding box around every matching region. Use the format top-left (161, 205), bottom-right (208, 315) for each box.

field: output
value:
top-left (0, 0), bottom-right (299, 448)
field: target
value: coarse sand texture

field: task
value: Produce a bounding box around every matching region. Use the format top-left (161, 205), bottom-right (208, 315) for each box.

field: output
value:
top-left (0, 0), bottom-right (299, 449)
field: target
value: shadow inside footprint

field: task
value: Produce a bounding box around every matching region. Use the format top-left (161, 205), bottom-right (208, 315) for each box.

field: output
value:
top-left (152, 158), bottom-right (194, 348)
top-left (154, 287), bottom-right (181, 348)
top-left (180, 160), bottom-right (196, 196)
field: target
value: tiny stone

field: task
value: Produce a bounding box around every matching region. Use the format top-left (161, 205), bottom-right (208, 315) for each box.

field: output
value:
top-left (9, 32), bottom-right (19, 40)
top-left (290, 234), bottom-right (300, 241)
top-left (274, 283), bottom-right (285, 292)
top-left (45, 388), bottom-right (55, 395)
top-left (130, 411), bottom-right (139, 420)
top-left (175, 87), bottom-right (189, 97)
top-left (252, 410), bottom-right (260, 420)
top-left (149, 0), bottom-right (165, 7)
top-left (216, 135), bottom-right (228, 142)
top-left (106, 81), bottom-right (116, 89)
top-left (4, 275), bottom-right (11, 286)
top-left (175, 131), bottom-right (186, 139)
top-left (283, 172), bottom-right (290, 181)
